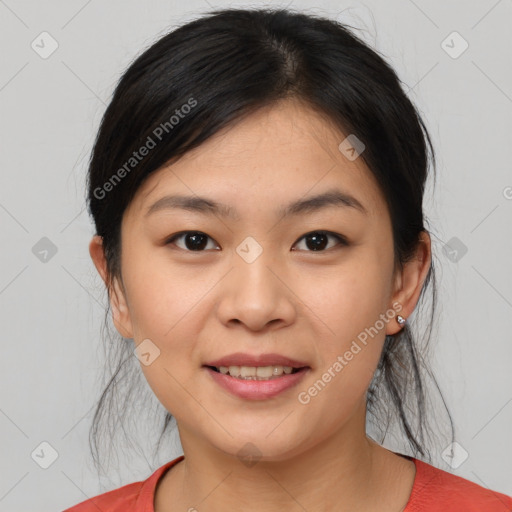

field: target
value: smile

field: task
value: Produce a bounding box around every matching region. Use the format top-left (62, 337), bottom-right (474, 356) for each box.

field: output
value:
top-left (203, 365), bottom-right (310, 400)
top-left (209, 365), bottom-right (301, 379)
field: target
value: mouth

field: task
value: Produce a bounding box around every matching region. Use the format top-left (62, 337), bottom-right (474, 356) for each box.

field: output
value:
top-left (204, 364), bottom-right (306, 380)
top-left (202, 364), bottom-right (310, 400)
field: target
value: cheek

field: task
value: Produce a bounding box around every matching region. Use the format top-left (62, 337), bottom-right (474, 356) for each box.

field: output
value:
top-left (125, 258), bottom-right (205, 417)
top-left (291, 252), bottom-right (393, 399)
top-left (122, 247), bottom-right (211, 340)
top-left (297, 259), bottom-right (391, 342)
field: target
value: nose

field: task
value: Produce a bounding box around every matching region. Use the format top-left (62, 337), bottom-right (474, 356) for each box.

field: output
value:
top-left (216, 250), bottom-right (297, 332)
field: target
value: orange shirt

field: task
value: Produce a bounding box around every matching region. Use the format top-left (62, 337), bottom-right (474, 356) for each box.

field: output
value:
top-left (63, 454), bottom-right (512, 511)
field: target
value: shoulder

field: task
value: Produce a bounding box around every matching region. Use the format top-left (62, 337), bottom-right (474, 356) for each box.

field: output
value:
top-left (406, 458), bottom-right (512, 512)
top-left (62, 456), bottom-right (184, 512)
top-left (62, 480), bottom-right (144, 512)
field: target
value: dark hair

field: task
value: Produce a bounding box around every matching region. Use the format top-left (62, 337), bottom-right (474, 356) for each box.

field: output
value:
top-left (86, 7), bottom-right (454, 475)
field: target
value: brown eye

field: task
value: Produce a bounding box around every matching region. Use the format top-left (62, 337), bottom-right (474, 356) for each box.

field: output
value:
top-left (166, 231), bottom-right (220, 251)
top-left (292, 231), bottom-right (348, 252)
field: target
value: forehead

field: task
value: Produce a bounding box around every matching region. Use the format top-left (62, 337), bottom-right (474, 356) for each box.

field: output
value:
top-left (127, 98), bottom-right (386, 221)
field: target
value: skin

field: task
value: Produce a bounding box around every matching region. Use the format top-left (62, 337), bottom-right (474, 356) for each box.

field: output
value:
top-left (89, 98), bottom-right (431, 512)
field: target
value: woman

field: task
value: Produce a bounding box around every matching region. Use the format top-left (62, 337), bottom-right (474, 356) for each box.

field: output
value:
top-left (64, 7), bottom-right (512, 511)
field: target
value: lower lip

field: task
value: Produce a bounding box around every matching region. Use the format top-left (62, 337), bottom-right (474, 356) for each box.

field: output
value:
top-left (203, 366), bottom-right (310, 400)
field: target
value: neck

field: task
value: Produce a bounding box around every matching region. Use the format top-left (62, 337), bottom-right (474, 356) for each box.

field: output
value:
top-left (156, 404), bottom-right (414, 512)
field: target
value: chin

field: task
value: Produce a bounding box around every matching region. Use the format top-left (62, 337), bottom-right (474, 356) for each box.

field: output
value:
top-left (209, 430), bottom-right (311, 465)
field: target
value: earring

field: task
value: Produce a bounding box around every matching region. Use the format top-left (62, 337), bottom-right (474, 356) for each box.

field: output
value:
top-left (396, 315), bottom-right (406, 327)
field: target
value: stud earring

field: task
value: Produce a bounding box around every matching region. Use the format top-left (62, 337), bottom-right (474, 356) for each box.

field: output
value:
top-left (396, 315), bottom-right (406, 327)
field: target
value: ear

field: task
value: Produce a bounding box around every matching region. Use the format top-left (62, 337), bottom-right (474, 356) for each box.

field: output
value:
top-left (88, 235), bottom-right (134, 339)
top-left (386, 231), bottom-right (432, 336)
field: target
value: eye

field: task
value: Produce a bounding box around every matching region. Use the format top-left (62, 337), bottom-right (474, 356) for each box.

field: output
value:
top-left (165, 230), bottom-right (347, 252)
top-left (292, 231), bottom-right (348, 252)
top-left (165, 231), bottom-right (220, 251)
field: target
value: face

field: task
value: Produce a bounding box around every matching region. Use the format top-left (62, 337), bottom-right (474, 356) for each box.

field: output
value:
top-left (90, 98), bottom-right (429, 462)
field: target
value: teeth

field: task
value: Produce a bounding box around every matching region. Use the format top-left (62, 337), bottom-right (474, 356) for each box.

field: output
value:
top-left (256, 366), bottom-right (277, 378)
top-left (240, 366), bottom-right (256, 377)
top-left (217, 365), bottom-right (296, 379)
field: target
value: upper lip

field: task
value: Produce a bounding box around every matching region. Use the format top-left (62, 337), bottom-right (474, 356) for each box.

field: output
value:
top-left (204, 353), bottom-right (310, 368)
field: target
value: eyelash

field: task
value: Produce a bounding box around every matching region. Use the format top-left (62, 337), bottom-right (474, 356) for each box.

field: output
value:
top-left (165, 230), bottom-right (349, 252)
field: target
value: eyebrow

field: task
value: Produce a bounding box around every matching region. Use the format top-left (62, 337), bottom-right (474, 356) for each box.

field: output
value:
top-left (144, 188), bottom-right (367, 220)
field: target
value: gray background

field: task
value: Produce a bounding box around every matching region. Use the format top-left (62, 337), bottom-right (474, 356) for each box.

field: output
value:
top-left (0, 1), bottom-right (511, 510)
